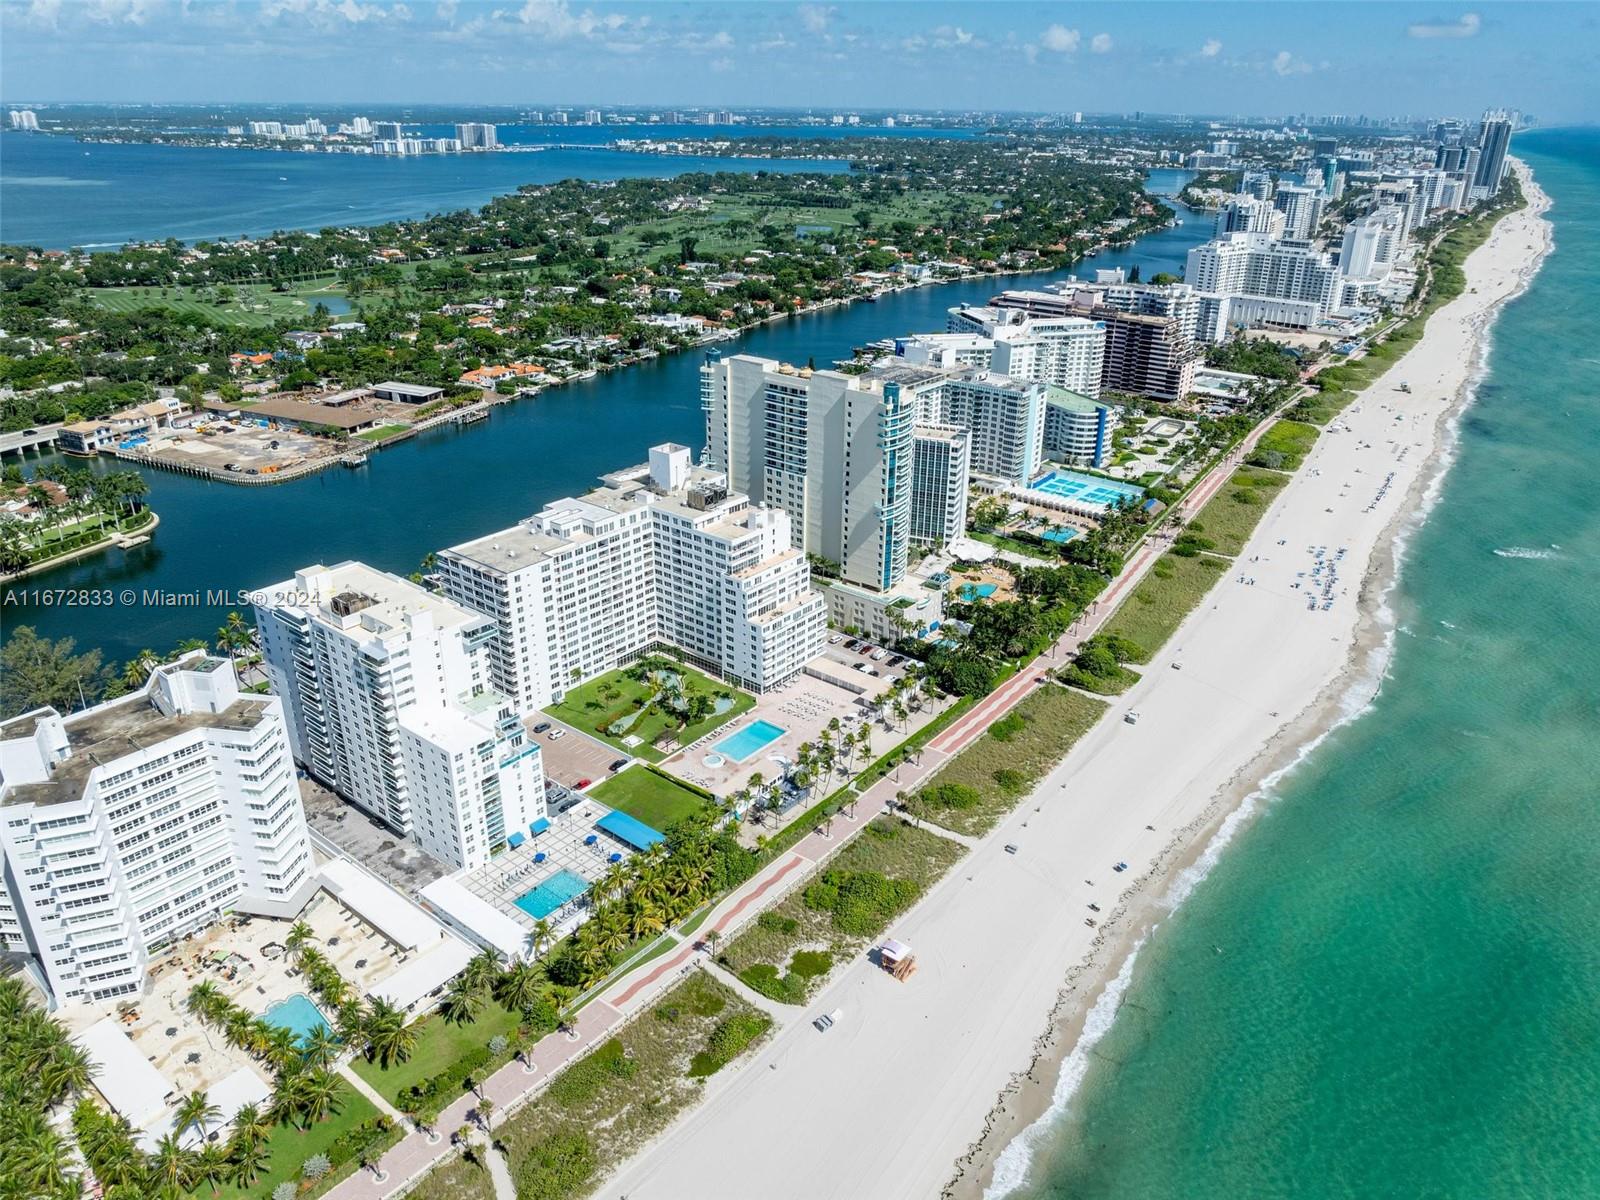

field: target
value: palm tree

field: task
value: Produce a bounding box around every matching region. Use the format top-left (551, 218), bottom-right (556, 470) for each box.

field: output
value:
top-left (192, 1143), bottom-right (231, 1197)
top-left (300, 1068), bottom-right (342, 1124)
top-left (229, 1138), bottom-right (271, 1188)
top-left (493, 960), bottom-right (543, 1013)
top-left (530, 918), bottom-right (554, 960)
top-left (461, 948), bottom-right (501, 994)
top-left (121, 650), bottom-right (159, 690)
top-left (40, 1038), bottom-right (96, 1107)
top-left (440, 976), bottom-right (485, 1026)
top-left (223, 1008), bottom-right (256, 1052)
top-left (628, 895), bottom-right (665, 940)
top-left (228, 1102), bottom-right (272, 1155)
top-left (363, 998), bottom-right (415, 1068)
top-left (186, 980), bottom-right (225, 1023)
top-left (268, 1071), bottom-right (308, 1128)
top-left (175, 1089), bottom-right (222, 1145)
top-left (593, 908), bottom-right (629, 958)
top-left (149, 1132), bottom-right (194, 1192)
top-left (284, 919), bottom-right (314, 960)
top-left (302, 1024), bottom-right (341, 1070)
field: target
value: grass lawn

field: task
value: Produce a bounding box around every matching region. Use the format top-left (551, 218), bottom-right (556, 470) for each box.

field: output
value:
top-left (720, 816), bottom-right (965, 1003)
top-left (969, 529), bottom-right (1058, 561)
top-left (543, 660), bottom-right (753, 763)
top-left (415, 973), bottom-right (768, 1200)
top-left (354, 423), bottom-right (410, 442)
top-left (589, 766), bottom-right (707, 833)
top-left (208, 1081), bottom-right (386, 1200)
top-left (912, 686), bottom-right (1107, 837)
top-left (1101, 552), bottom-right (1230, 664)
top-left (1188, 467), bottom-right (1290, 557)
top-left (351, 1004), bottom-right (522, 1106)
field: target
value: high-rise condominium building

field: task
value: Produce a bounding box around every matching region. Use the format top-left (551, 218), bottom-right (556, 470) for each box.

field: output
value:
top-left (1215, 196), bottom-right (1286, 239)
top-left (909, 426), bottom-right (971, 546)
top-left (255, 564), bottom-right (543, 870)
top-left (373, 121), bottom-right (404, 141)
top-left (1044, 390), bottom-right (1116, 468)
top-left (1272, 184), bottom-right (1326, 240)
top-left (1185, 233), bottom-right (1341, 331)
top-left (0, 656), bottom-right (316, 1007)
top-left (9, 109), bottom-right (41, 130)
top-left (455, 122), bottom-right (498, 150)
top-left (921, 370), bottom-right (1047, 485)
top-left (937, 307), bottom-right (1107, 398)
top-left (986, 290), bottom-right (1201, 398)
top-left (438, 444), bottom-right (826, 708)
top-left (1474, 111), bottom-right (1513, 195)
top-left (701, 355), bottom-right (915, 591)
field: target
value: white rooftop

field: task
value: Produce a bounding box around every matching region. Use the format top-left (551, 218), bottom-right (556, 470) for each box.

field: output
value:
top-left (319, 858), bottom-right (451, 953)
top-left (421, 876), bottom-right (534, 961)
top-left (366, 934), bottom-right (476, 1012)
top-left (75, 1017), bottom-right (174, 1128)
top-left (138, 1065), bottom-right (272, 1152)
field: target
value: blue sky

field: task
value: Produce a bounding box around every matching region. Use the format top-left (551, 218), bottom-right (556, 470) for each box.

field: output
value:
top-left (2, 1), bottom-right (1594, 122)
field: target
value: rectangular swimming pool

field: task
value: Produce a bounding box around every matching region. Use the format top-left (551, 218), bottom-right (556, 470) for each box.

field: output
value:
top-left (515, 868), bottom-right (590, 920)
top-left (1028, 470), bottom-right (1145, 510)
top-left (714, 719), bottom-right (787, 763)
top-left (262, 993), bottom-right (331, 1044)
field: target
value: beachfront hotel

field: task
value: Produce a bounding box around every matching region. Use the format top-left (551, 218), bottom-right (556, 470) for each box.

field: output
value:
top-left (910, 425), bottom-right (971, 546)
top-left (438, 443), bottom-right (827, 707)
top-left (254, 563), bottom-right (544, 871)
top-left (0, 655), bottom-right (316, 1007)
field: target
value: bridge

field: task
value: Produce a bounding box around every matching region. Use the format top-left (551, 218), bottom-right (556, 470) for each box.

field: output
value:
top-left (0, 424), bottom-right (61, 459)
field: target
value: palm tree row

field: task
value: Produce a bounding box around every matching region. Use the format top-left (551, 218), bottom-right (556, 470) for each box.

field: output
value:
top-left (73, 1092), bottom-right (276, 1199)
top-left (0, 977), bottom-right (98, 1200)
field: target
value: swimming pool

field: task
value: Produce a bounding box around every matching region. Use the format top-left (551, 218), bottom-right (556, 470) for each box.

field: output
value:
top-left (515, 868), bottom-right (590, 920)
top-left (262, 993), bottom-right (331, 1044)
top-left (958, 582), bottom-right (999, 602)
top-left (714, 719), bottom-right (787, 763)
top-left (1028, 470), bottom-right (1145, 510)
top-left (1041, 527), bottom-right (1079, 544)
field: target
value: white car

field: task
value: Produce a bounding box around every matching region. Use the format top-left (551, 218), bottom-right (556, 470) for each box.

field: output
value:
top-left (813, 1008), bottom-right (843, 1032)
top-left (828, 634), bottom-right (844, 645)
top-left (548, 729), bottom-right (567, 740)
top-left (1123, 710), bottom-right (1141, 725)
top-left (870, 649), bottom-right (887, 662)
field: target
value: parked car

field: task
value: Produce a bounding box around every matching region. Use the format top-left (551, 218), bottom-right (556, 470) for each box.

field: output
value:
top-left (843, 639), bottom-right (860, 651)
top-left (575, 778), bottom-right (592, 789)
top-left (870, 649), bottom-right (887, 662)
top-left (886, 655), bottom-right (905, 668)
top-left (857, 642), bottom-right (874, 655)
top-left (828, 634), bottom-right (844, 645)
top-left (532, 722), bottom-right (552, 734)
top-left (608, 759), bottom-right (627, 772)
top-left (548, 729), bottom-right (567, 740)
top-left (1123, 711), bottom-right (1141, 725)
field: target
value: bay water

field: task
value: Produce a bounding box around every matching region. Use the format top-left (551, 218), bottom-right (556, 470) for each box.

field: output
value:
top-left (1001, 129), bottom-right (1600, 1200)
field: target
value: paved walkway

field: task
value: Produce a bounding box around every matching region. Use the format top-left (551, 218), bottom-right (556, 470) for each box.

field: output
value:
top-left (324, 410), bottom-right (1290, 1200)
top-left (338, 1062), bottom-right (408, 1124)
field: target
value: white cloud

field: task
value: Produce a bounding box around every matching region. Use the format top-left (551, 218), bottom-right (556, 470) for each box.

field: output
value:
top-left (19, 0), bottom-right (64, 28)
top-left (1040, 24), bottom-right (1080, 53)
top-left (1408, 12), bottom-right (1481, 38)
top-left (932, 24), bottom-right (976, 48)
top-left (1200, 38), bottom-right (1222, 57)
top-left (1271, 49), bottom-right (1312, 76)
top-left (798, 3), bottom-right (833, 35)
top-left (1090, 32), bottom-right (1112, 53)
top-left (710, 54), bottom-right (734, 72)
top-left (83, 0), bottom-right (158, 24)
top-left (434, 0), bottom-right (456, 22)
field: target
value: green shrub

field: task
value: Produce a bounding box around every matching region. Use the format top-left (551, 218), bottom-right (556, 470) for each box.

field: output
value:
top-left (757, 911), bottom-right (799, 936)
top-left (513, 1131), bottom-right (597, 1200)
top-left (993, 768), bottom-right (1028, 793)
top-left (688, 1011), bottom-right (773, 1078)
top-left (736, 963), bottom-right (805, 1004)
top-left (547, 1038), bottom-right (635, 1107)
top-left (989, 711), bottom-right (1027, 742)
top-left (919, 782), bottom-right (983, 811)
top-left (789, 949), bottom-right (832, 978)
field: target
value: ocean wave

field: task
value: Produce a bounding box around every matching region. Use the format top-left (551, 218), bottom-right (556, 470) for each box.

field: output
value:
top-left (1492, 546), bottom-right (1561, 559)
top-left (984, 938), bottom-right (1148, 1199)
top-left (1, 175), bottom-right (110, 188)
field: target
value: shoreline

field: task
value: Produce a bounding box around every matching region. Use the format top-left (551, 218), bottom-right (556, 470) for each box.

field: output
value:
top-left (957, 161), bottom-right (1555, 1199)
top-left (594, 164), bottom-right (1554, 1200)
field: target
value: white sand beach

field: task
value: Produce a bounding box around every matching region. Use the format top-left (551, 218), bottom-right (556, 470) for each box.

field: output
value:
top-left (601, 164), bottom-right (1554, 1200)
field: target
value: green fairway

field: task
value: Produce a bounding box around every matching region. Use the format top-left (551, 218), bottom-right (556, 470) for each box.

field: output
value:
top-left (589, 767), bottom-right (707, 832)
top-left (83, 279), bottom-right (350, 328)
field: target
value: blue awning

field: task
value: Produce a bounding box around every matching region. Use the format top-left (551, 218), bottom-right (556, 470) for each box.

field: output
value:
top-left (529, 818), bottom-right (551, 836)
top-left (506, 832), bottom-right (525, 849)
top-left (594, 809), bottom-right (666, 852)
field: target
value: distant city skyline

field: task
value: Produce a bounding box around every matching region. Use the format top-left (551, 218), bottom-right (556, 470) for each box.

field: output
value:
top-left (1, 1), bottom-right (1594, 124)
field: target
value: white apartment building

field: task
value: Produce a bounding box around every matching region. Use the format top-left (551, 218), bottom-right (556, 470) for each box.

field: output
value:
top-left (255, 563), bottom-right (542, 870)
top-left (939, 307), bottom-right (1107, 398)
top-left (701, 354), bottom-right (915, 591)
top-left (0, 656), bottom-right (316, 1008)
top-left (1044, 389), bottom-right (1115, 468)
top-left (1272, 184), bottom-right (1326, 239)
top-left (1186, 233), bottom-right (1341, 330)
top-left (1340, 207), bottom-right (1407, 279)
top-left (438, 444), bottom-right (826, 705)
top-left (909, 425), bottom-right (970, 547)
top-left (9, 109), bottom-right (41, 131)
top-left (928, 371), bottom-right (1046, 485)
top-left (455, 122), bottom-right (498, 149)
top-left (1215, 196), bottom-right (1286, 239)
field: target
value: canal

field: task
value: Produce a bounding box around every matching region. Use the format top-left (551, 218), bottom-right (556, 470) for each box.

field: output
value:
top-left (4, 171), bottom-right (1207, 664)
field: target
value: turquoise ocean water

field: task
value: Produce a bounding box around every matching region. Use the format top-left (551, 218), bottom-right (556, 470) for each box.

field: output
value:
top-left (1003, 128), bottom-right (1600, 1199)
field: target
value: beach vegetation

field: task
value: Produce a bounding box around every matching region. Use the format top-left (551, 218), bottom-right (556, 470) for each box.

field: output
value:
top-left (1189, 468), bottom-right (1289, 556)
top-left (1059, 634), bottom-right (1144, 695)
top-left (1102, 552), bottom-right (1229, 663)
top-left (1249, 420), bottom-right (1319, 471)
top-left (910, 686), bottom-right (1107, 836)
top-left (720, 817), bottom-right (964, 1002)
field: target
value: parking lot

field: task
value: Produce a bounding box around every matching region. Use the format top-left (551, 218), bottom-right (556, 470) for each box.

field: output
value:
top-left (527, 715), bottom-right (629, 790)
